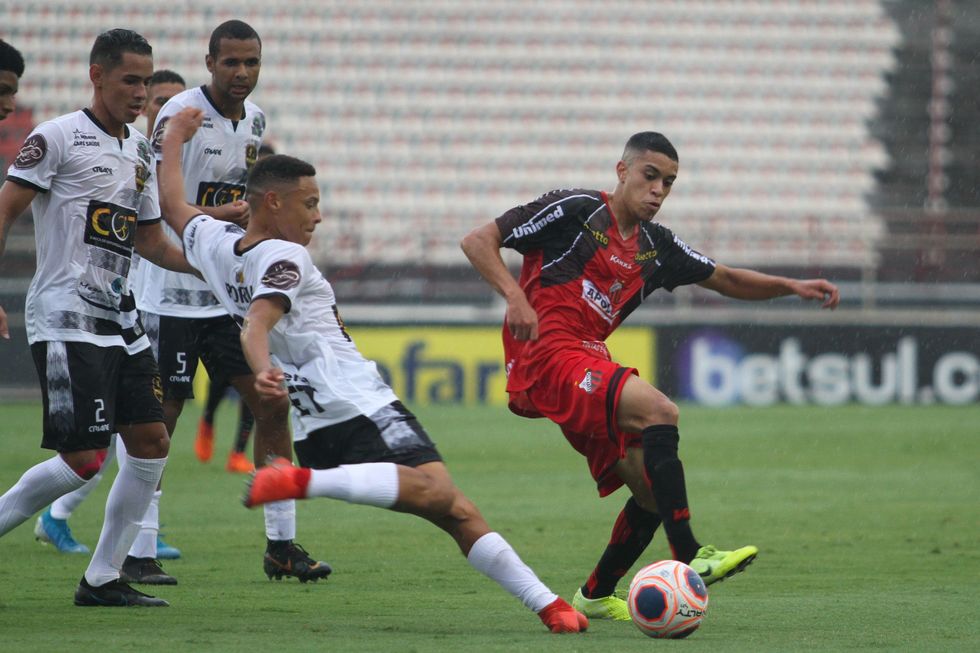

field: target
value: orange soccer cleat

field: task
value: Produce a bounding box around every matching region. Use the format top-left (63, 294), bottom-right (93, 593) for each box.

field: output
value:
top-left (225, 451), bottom-right (255, 474)
top-left (538, 597), bottom-right (589, 633)
top-left (194, 419), bottom-right (214, 463)
top-left (242, 457), bottom-right (310, 508)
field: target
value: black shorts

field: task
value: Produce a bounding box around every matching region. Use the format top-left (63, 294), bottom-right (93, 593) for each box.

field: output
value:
top-left (294, 401), bottom-right (443, 470)
top-left (142, 312), bottom-right (252, 400)
top-left (31, 341), bottom-right (164, 453)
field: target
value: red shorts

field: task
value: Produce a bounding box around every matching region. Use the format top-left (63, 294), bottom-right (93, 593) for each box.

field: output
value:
top-left (508, 343), bottom-right (638, 497)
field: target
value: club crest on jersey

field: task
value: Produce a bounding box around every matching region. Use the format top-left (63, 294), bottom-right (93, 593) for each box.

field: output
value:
top-left (135, 162), bottom-right (149, 194)
top-left (576, 368), bottom-right (604, 394)
top-left (251, 114), bottom-right (266, 137)
top-left (150, 116), bottom-right (169, 154)
top-left (609, 280), bottom-right (624, 304)
top-left (14, 134), bottom-right (46, 169)
top-left (245, 143), bottom-right (258, 169)
top-left (261, 260), bottom-right (301, 290)
top-left (582, 279), bottom-right (619, 324)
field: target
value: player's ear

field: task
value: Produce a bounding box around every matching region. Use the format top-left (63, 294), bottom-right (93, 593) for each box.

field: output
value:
top-left (616, 160), bottom-right (628, 183)
top-left (89, 64), bottom-right (103, 88)
top-left (265, 189), bottom-right (281, 211)
top-left (205, 54), bottom-right (215, 75)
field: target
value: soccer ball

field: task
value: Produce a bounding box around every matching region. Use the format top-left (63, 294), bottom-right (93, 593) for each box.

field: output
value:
top-left (627, 560), bottom-right (709, 638)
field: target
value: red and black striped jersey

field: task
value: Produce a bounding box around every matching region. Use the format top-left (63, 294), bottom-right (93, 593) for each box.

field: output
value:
top-left (495, 188), bottom-right (715, 392)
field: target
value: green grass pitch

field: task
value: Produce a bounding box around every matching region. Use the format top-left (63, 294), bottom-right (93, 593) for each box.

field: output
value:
top-left (0, 401), bottom-right (977, 652)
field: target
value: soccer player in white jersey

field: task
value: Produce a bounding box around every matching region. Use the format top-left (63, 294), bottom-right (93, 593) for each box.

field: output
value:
top-left (132, 20), bottom-right (329, 584)
top-left (156, 107), bottom-right (589, 633)
top-left (0, 39), bottom-right (25, 124)
top-left (32, 70), bottom-right (189, 564)
top-left (0, 29), bottom-right (195, 607)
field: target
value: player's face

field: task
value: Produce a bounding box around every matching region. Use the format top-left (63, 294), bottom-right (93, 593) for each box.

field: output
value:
top-left (92, 52), bottom-right (153, 126)
top-left (277, 177), bottom-right (321, 246)
top-left (206, 38), bottom-right (261, 104)
top-left (144, 81), bottom-right (184, 133)
top-left (0, 70), bottom-right (19, 121)
top-left (616, 150), bottom-right (678, 222)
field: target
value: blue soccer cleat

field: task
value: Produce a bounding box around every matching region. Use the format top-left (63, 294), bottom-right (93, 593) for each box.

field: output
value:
top-left (34, 508), bottom-right (90, 554)
top-left (156, 533), bottom-right (182, 560)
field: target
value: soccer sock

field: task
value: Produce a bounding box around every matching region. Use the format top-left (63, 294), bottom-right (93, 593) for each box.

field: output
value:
top-left (203, 380), bottom-right (224, 424)
top-left (306, 463), bottom-right (399, 508)
top-left (50, 436), bottom-right (118, 519)
top-left (466, 531), bottom-right (558, 613)
top-left (84, 453), bottom-right (166, 586)
top-left (233, 403), bottom-right (254, 454)
top-left (128, 490), bottom-right (162, 559)
top-left (582, 497), bottom-right (662, 598)
top-left (641, 425), bottom-right (701, 563)
top-left (264, 500), bottom-right (297, 541)
top-left (0, 456), bottom-right (86, 537)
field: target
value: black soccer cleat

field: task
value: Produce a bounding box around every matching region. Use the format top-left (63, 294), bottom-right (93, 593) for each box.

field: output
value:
top-left (120, 555), bottom-right (178, 585)
top-left (74, 576), bottom-right (170, 607)
top-left (263, 540), bottom-right (332, 583)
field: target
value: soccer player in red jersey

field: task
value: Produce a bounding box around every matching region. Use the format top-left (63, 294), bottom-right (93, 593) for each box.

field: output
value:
top-left (461, 131), bottom-right (839, 620)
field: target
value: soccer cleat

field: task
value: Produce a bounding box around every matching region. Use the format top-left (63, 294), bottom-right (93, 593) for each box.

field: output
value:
top-left (571, 587), bottom-right (631, 621)
top-left (34, 508), bottom-right (90, 554)
top-left (226, 451), bottom-right (255, 474)
top-left (156, 534), bottom-right (182, 560)
top-left (194, 418), bottom-right (214, 463)
top-left (538, 597), bottom-right (589, 633)
top-left (242, 457), bottom-right (308, 508)
top-left (74, 576), bottom-right (169, 607)
top-left (263, 541), bottom-right (332, 583)
top-left (688, 544), bottom-right (758, 585)
top-left (120, 556), bottom-right (178, 585)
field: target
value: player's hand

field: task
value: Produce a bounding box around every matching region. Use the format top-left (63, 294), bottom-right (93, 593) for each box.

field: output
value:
top-left (0, 304), bottom-right (8, 339)
top-left (506, 293), bottom-right (539, 341)
top-left (212, 200), bottom-right (250, 227)
top-left (165, 107), bottom-right (205, 142)
top-left (794, 279), bottom-right (840, 309)
top-left (255, 367), bottom-right (287, 400)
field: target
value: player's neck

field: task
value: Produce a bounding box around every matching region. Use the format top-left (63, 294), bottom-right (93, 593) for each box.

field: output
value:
top-left (86, 101), bottom-right (126, 140)
top-left (607, 192), bottom-right (639, 239)
top-left (240, 219), bottom-right (277, 248)
top-left (205, 84), bottom-right (245, 121)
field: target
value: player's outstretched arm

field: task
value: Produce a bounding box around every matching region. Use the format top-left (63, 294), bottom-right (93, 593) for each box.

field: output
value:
top-left (157, 106), bottom-right (206, 239)
top-left (461, 222), bottom-right (539, 340)
top-left (699, 263), bottom-right (840, 309)
top-left (241, 296), bottom-right (288, 401)
top-left (0, 179), bottom-right (36, 258)
top-left (135, 220), bottom-right (198, 276)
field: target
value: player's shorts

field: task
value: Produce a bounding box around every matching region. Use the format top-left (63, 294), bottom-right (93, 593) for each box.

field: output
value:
top-left (509, 343), bottom-right (638, 497)
top-left (31, 341), bottom-right (164, 452)
top-left (142, 312), bottom-right (252, 400)
top-left (293, 401), bottom-right (443, 470)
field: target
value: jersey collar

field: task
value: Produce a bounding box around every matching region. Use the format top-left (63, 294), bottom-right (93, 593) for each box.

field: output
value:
top-left (82, 108), bottom-right (130, 140)
top-left (200, 85), bottom-right (246, 123)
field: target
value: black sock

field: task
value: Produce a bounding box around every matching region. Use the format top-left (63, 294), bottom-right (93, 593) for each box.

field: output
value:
top-left (641, 424), bottom-right (700, 563)
top-left (266, 538), bottom-right (291, 553)
top-left (233, 403), bottom-right (254, 454)
top-left (582, 497), bottom-right (662, 598)
top-left (203, 380), bottom-right (225, 423)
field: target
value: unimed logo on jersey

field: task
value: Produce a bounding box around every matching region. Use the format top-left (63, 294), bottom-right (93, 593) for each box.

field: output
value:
top-left (511, 205), bottom-right (564, 239)
top-left (84, 200), bottom-right (137, 256)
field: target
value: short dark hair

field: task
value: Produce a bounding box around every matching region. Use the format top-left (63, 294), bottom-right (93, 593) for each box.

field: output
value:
top-left (148, 69), bottom-right (185, 87)
top-left (209, 20), bottom-right (262, 58)
top-left (258, 143), bottom-right (276, 157)
top-left (622, 132), bottom-right (678, 165)
top-left (0, 39), bottom-right (25, 78)
top-left (247, 154), bottom-right (316, 199)
top-left (90, 29), bottom-right (152, 71)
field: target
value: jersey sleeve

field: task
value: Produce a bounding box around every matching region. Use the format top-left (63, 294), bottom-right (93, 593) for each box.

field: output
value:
top-left (655, 226), bottom-right (717, 290)
top-left (138, 143), bottom-right (161, 223)
top-left (495, 189), bottom-right (597, 254)
top-left (5, 120), bottom-right (66, 193)
top-left (181, 214), bottom-right (218, 270)
top-left (150, 97), bottom-right (184, 160)
top-left (252, 244), bottom-right (310, 314)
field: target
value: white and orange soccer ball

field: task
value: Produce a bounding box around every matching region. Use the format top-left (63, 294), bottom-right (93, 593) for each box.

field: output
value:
top-left (627, 560), bottom-right (709, 639)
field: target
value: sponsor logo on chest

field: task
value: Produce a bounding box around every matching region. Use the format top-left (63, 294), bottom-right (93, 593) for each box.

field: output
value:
top-left (582, 279), bottom-right (619, 324)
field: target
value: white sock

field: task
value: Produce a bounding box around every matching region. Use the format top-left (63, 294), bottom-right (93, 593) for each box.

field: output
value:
top-left (264, 500), bottom-right (296, 541)
top-left (307, 463), bottom-right (399, 508)
top-left (0, 456), bottom-right (85, 536)
top-left (466, 532), bottom-right (557, 613)
top-left (50, 437), bottom-right (118, 519)
top-left (128, 490), bottom-right (161, 559)
top-left (84, 454), bottom-right (166, 586)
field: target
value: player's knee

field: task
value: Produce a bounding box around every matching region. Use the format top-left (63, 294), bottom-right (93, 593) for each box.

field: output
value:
top-left (414, 475), bottom-right (456, 516)
top-left (67, 449), bottom-right (108, 479)
top-left (647, 395), bottom-right (679, 426)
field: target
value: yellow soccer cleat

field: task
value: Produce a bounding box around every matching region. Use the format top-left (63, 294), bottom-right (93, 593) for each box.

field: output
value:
top-left (572, 587), bottom-right (632, 621)
top-left (688, 544), bottom-right (758, 585)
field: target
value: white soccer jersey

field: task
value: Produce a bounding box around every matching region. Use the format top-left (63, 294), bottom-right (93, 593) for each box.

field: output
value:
top-left (182, 215), bottom-right (398, 440)
top-left (6, 109), bottom-right (159, 352)
top-left (135, 86), bottom-right (266, 318)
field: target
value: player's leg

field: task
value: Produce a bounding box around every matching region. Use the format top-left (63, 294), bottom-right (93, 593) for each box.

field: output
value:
top-left (617, 375), bottom-right (757, 584)
top-left (195, 374), bottom-right (227, 463)
top-left (35, 436), bottom-right (119, 554)
top-left (226, 399), bottom-right (255, 473)
top-left (0, 342), bottom-right (108, 538)
top-left (246, 403), bottom-right (587, 632)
